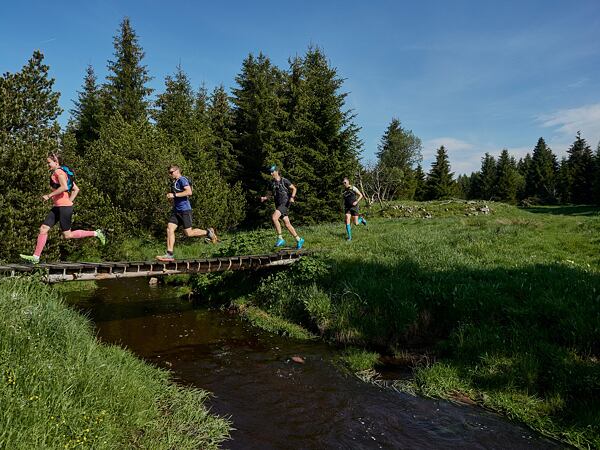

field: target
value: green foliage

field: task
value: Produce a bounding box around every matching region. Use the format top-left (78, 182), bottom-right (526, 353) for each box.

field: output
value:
top-left (153, 68), bottom-right (245, 231)
top-left (339, 347), bottom-right (380, 372)
top-left (283, 47), bottom-right (362, 223)
top-left (82, 115), bottom-right (182, 234)
top-left (208, 85), bottom-right (238, 184)
top-left (376, 118), bottom-right (422, 173)
top-left (216, 229), bottom-right (271, 256)
top-left (477, 152), bottom-right (497, 200)
top-left (425, 146), bottom-right (455, 200)
top-left (153, 65), bottom-right (197, 146)
top-left (525, 137), bottom-right (558, 203)
top-left (495, 149), bottom-right (522, 203)
top-left (413, 164), bottom-right (427, 201)
top-left (104, 17), bottom-right (153, 123)
top-left (232, 52), bottom-right (288, 222)
top-left (0, 50), bottom-right (62, 261)
top-left (69, 65), bottom-right (103, 156)
top-left (594, 143), bottom-right (600, 204)
top-left (237, 302), bottom-right (316, 340)
top-left (566, 132), bottom-right (595, 204)
top-left (252, 257), bottom-right (331, 326)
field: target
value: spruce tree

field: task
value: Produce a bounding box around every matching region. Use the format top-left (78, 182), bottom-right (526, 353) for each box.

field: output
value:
top-left (70, 65), bottom-right (103, 155)
top-left (517, 153), bottom-right (532, 200)
top-left (425, 146), bottom-right (454, 199)
top-left (376, 118), bottom-right (422, 198)
top-left (232, 53), bottom-right (288, 221)
top-left (477, 153), bottom-right (497, 200)
top-left (104, 17), bottom-right (152, 123)
top-left (593, 142), bottom-right (600, 205)
top-left (556, 157), bottom-right (571, 203)
top-left (525, 137), bottom-right (558, 203)
top-left (517, 153), bottom-right (532, 178)
top-left (208, 85), bottom-right (237, 183)
top-left (376, 118), bottom-right (422, 168)
top-left (153, 65), bottom-right (195, 145)
top-left (413, 164), bottom-right (427, 201)
top-left (495, 149), bottom-right (520, 203)
top-left (455, 174), bottom-right (471, 199)
top-left (567, 132), bottom-right (594, 204)
top-left (468, 171), bottom-right (482, 199)
top-left (284, 47), bottom-right (361, 222)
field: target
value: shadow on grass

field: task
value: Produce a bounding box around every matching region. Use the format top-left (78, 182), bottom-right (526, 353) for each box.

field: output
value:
top-left (314, 256), bottom-right (600, 442)
top-left (523, 205), bottom-right (600, 216)
top-left (185, 253), bottom-right (600, 443)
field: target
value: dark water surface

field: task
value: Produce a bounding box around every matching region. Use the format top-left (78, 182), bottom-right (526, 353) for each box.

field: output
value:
top-left (68, 279), bottom-right (562, 449)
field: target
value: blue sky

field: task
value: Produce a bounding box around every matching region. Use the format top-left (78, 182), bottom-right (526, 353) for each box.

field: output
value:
top-left (2, 0), bottom-right (599, 174)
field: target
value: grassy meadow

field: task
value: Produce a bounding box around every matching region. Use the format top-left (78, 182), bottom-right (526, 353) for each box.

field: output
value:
top-left (116, 200), bottom-right (598, 448)
top-left (0, 278), bottom-right (230, 449)
top-left (3, 200), bottom-right (599, 448)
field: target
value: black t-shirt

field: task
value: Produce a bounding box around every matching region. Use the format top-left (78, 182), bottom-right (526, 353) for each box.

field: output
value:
top-left (343, 185), bottom-right (360, 209)
top-left (272, 177), bottom-right (292, 207)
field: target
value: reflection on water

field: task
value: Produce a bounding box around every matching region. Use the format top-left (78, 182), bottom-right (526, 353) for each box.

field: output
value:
top-left (67, 279), bottom-right (560, 450)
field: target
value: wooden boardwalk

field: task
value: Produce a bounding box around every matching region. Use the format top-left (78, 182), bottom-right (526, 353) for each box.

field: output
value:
top-left (0, 250), bottom-right (305, 283)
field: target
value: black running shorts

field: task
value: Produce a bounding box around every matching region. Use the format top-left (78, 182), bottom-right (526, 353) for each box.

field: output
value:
top-left (43, 206), bottom-right (74, 231)
top-left (345, 206), bottom-right (359, 217)
top-left (169, 210), bottom-right (193, 229)
top-left (276, 204), bottom-right (289, 217)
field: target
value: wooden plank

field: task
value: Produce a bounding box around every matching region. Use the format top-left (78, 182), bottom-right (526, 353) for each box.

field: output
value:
top-left (2, 250), bottom-right (308, 282)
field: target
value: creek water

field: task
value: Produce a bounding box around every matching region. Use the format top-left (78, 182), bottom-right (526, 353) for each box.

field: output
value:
top-left (66, 279), bottom-right (561, 449)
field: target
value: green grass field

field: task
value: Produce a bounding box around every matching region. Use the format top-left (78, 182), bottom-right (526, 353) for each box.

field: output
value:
top-left (5, 200), bottom-right (598, 448)
top-left (131, 200), bottom-right (598, 449)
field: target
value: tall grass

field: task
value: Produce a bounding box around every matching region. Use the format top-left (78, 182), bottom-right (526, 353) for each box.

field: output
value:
top-left (79, 200), bottom-right (599, 447)
top-left (0, 277), bottom-right (230, 449)
top-left (210, 201), bottom-right (599, 448)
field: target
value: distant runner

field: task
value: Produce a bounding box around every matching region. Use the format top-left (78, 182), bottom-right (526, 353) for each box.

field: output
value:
top-left (260, 165), bottom-right (304, 249)
top-left (342, 177), bottom-right (367, 241)
top-left (20, 154), bottom-right (106, 263)
top-left (156, 165), bottom-right (218, 262)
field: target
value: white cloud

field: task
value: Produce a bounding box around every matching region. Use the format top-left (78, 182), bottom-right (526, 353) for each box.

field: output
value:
top-left (423, 137), bottom-right (474, 158)
top-left (567, 78), bottom-right (588, 89)
top-left (423, 137), bottom-right (480, 175)
top-left (423, 138), bottom-right (535, 176)
top-left (536, 103), bottom-right (600, 147)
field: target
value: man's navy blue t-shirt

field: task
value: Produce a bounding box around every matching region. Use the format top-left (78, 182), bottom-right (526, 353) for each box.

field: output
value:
top-left (172, 176), bottom-right (192, 212)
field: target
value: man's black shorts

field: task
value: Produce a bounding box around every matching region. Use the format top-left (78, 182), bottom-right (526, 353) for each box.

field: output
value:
top-left (169, 210), bottom-right (193, 229)
top-left (43, 206), bottom-right (73, 231)
top-left (275, 204), bottom-right (289, 217)
top-left (345, 206), bottom-right (359, 217)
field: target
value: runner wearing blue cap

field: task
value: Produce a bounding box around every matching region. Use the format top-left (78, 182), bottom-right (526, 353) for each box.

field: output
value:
top-left (260, 165), bottom-right (305, 249)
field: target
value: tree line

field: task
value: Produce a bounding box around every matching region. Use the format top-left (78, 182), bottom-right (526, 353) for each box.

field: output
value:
top-left (0, 18), bottom-right (360, 261)
top-left (1, 17), bottom-right (598, 262)
top-left (362, 119), bottom-right (600, 206)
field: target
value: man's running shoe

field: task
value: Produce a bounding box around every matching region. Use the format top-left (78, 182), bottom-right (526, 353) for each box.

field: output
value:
top-left (275, 238), bottom-right (286, 247)
top-left (359, 216), bottom-right (367, 226)
top-left (156, 254), bottom-right (175, 262)
top-left (20, 254), bottom-right (40, 264)
top-left (207, 227), bottom-right (218, 244)
top-left (95, 229), bottom-right (107, 245)
top-left (296, 238), bottom-right (305, 249)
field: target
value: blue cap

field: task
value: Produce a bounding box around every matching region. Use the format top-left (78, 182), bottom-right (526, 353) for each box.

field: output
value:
top-left (269, 165), bottom-right (277, 173)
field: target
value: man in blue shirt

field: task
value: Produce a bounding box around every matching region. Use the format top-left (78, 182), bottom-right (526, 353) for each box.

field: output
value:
top-left (156, 165), bottom-right (218, 261)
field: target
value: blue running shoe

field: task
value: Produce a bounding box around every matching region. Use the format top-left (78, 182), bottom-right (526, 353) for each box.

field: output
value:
top-left (359, 216), bottom-right (368, 226)
top-left (275, 238), bottom-right (286, 247)
top-left (296, 237), bottom-right (305, 249)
